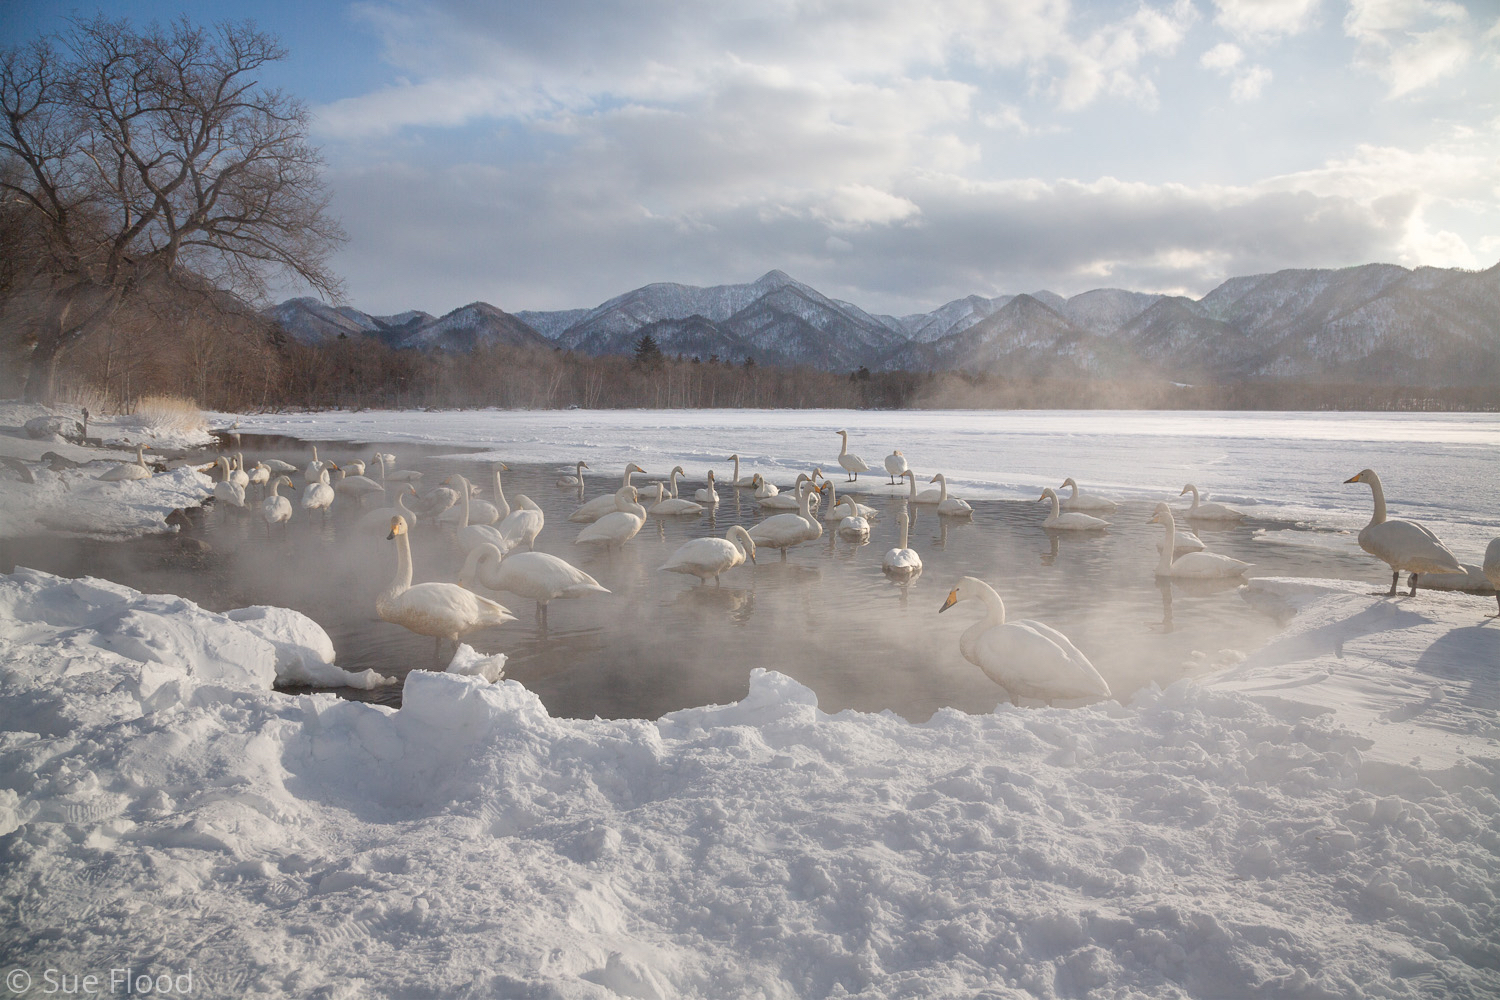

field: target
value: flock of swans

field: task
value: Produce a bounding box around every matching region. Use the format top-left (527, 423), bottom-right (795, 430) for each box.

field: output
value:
top-left (78, 426), bottom-right (1500, 707)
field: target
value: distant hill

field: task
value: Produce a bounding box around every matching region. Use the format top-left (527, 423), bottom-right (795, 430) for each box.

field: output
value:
top-left (267, 261), bottom-right (1500, 385)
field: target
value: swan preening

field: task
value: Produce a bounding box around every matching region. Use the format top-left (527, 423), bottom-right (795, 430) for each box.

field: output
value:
top-left (379, 515), bottom-right (516, 659)
top-left (939, 577), bottom-right (1110, 704)
top-left (1150, 503), bottom-right (1251, 579)
top-left (884, 449), bottom-right (908, 485)
top-left (661, 525), bottom-right (757, 585)
top-left (1180, 484), bottom-right (1245, 522)
top-left (1345, 469), bottom-right (1462, 596)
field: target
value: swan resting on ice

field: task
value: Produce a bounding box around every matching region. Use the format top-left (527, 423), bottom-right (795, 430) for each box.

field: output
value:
top-left (1344, 469), bottom-right (1462, 596)
top-left (939, 576), bottom-right (1110, 705)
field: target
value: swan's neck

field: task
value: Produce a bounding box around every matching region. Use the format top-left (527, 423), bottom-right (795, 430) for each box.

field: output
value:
top-left (384, 528), bottom-right (413, 602)
top-left (824, 480), bottom-right (836, 505)
top-left (456, 476), bottom-right (471, 528)
top-left (1186, 484), bottom-right (1200, 508)
top-left (311, 446), bottom-right (319, 462)
top-left (960, 587), bottom-right (1006, 661)
top-left (137, 445), bottom-right (146, 465)
top-left (668, 470), bottom-right (679, 496)
top-left (1366, 474), bottom-right (1386, 525)
top-left (376, 455), bottom-right (387, 480)
top-left (623, 467), bottom-right (636, 488)
top-left (1157, 513), bottom-right (1176, 574)
top-left (1048, 492), bottom-right (1060, 519)
top-left (397, 491), bottom-right (415, 519)
top-left (269, 480), bottom-right (282, 498)
top-left (907, 474), bottom-right (916, 498)
top-left (1067, 481), bottom-right (1078, 500)
top-left (731, 455), bottom-right (740, 479)
top-left (218, 459), bottom-right (231, 482)
top-left (838, 434), bottom-right (849, 458)
top-left (898, 510), bottom-right (909, 549)
top-left (494, 470), bottom-right (509, 519)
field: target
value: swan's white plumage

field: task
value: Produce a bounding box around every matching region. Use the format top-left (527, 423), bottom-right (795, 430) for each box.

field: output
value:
top-left (301, 468), bottom-right (335, 513)
top-left (661, 525), bottom-right (757, 585)
top-left (1484, 538), bottom-right (1500, 616)
top-left (379, 516), bottom-right (515, 641)
top-left (459, 542), bottom-right (608, 608)
top-left (835, 498), bottom-right (870, 542)
top-left (1180, 484), bottom-right (1246, 522)
top-left (694, 471), bottom-right (720, 505)
top-left (748, 482), bottom-right (823, 558)
top-left (575, 487), bottom-right (647, 550)
top-left (262, 475), bottom-right (294, 530)
top-left (939, 576), bottom-right (1110, 703)
top-left (212, 457), bottom-right (246, 508)
top-left (835, 429), bottom-right (870, 481)
top-left (882, 508), bottom-right (922, 582)
top-left (1039, 488), bottom-right (1108, 531)
top-left (1150, 503), bottom-right (1250, 578)
top-left (570, 464), bottom-right (647, 523)
top-left (99, 444), bottom-right (152, 482)
top-left (1058, 477), bottom-right (1116, 513)
top-left (884, 449), bottom-right (908, 484)
top-left (1345, 469), bottom-right (1462, 594)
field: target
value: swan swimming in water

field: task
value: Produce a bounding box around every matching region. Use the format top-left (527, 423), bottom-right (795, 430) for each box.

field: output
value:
top-left (727, 454), bottom-right (756, 488)
top-left (882, 507), bottom-right (922, 583)
top-left (557, 461), bottom-right (588, 488)
top-left (379, 515), bottom-right (516, 660)
top-left (748, 480), bottom-right (823, 559)
top-left (930, 473), bottom-right (972, 516)
top-left (660, 525), bottom-right (757, 586)
top-left (1039, 488), bottom-right (1108, 531)
top-left (1058, 478), bottom-right (1116, 514)
top-left (261, 475), bottom-right (295, 534)
top-left (1344, 469), bottom-right (1462, 596)
top-left (1179, 484), bottom-right (1246, 522)
top-left (458, 541), bottom-right (608, 623)
top-left (834, 497), bottom-right (870, 543)
top-left (212, 456), bottom-right (246, 509)
top-left (570, 464), bottom-right (648, 523)
top-left (939, 576), bottom-right (1111, 704)
top-left (301, 466), bottom-right (336, 518)
top-left (694, 470), bottom-right (720, 505)
top-left (1149, 503), bottom-right (1251, 578)
top-left (575, 486), bottom-right (648, 554)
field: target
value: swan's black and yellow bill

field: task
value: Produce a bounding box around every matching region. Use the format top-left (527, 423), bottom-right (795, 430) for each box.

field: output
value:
top-left (387, 515), bottom-right (407, 540)
top-left (939, 589), bottom-right (958, 613)
top-left (1343, 473), bottom-right (1362, 483)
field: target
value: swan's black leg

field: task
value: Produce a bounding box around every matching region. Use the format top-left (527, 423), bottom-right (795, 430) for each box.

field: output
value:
top-left (1408, 573), bottom-right (1419, 597)
top-left (780, 548), bottom-right (787, 561)
top-left (1387, 571), bottom-right (1399, 596)
top-left (1491, 594), bottom-right (1500, 617)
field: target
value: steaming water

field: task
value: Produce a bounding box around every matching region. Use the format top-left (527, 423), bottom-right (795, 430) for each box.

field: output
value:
top-left (7, 431), bottom-right (1413, 721)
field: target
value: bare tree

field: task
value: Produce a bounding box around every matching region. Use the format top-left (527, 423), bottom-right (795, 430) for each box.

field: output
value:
top-left (1, 15), bottom-right (344, 400)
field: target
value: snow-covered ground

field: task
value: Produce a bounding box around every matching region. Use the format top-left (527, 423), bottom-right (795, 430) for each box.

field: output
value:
top-left (3, 406), bottom-right (1498, 998)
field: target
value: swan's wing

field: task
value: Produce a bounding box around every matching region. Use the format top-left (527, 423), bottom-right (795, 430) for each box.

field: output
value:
top-left (980, 621), bottom-right (1110, 699)
top-left (1169, 552), bottom-right (1250, 577)
top-left (1366, 519), bottom-right (1463, 572)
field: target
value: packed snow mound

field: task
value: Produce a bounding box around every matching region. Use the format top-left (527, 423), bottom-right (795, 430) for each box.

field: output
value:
top-left (3, 568), bottom-right (1497, 997)
top-left (0, 568), bottom-right (390, 733)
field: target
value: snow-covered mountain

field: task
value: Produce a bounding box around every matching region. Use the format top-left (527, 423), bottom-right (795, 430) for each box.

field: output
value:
top-left (268, 262), bottom-right (1500, 384)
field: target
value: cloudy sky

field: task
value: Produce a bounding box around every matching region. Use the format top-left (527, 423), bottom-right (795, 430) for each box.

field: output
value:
top-left (8, 1), bottom-right (1500, 317)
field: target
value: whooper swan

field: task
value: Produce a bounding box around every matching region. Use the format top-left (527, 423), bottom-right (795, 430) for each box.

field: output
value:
top-left (575, 486), bottom-right (648, 554)
top-left (570, 464), bottom-right (648, 523)
top-left (98, 444), bottom-right (152, 482)
top-left (661, 525), bottom-right (757, 586)
top-left (379, 515), bottom-right (515, 660)
top-left (882, 506), bottom-right (922, 583)
top-left (1180, 484), bottom-right (1246, 522)
top-left (1149, 503), bottom-right (1251, 579)
top-left (939, 576), bottom-right (1111, 704)
top-left (835, 429), bottom-right (870, 482)
top-left (1039, 488), bottom-right (1108, 531)
top-left (1058, 477), bottom-right (1116, 514)
top-left (1344, 469), bottom-right (1462, 596)
top-left (459, 541), bottom-right (608, 624)
top-left (1484, 538), bottom-right (1500, 617)
top-left (261, 475), bottom-right (295, 535)
top-left (884, 449), bottom-right (909, 485)
top-left (748, 480), bottom-right (822, 559)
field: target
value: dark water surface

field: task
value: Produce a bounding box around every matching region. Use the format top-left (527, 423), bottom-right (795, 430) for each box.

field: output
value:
top-left (4, 434), bottom-right (1382, 721)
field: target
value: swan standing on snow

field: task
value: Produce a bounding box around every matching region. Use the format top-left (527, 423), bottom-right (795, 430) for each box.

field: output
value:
top-left (212, 456), bottom-right (246, 509)
top-left (570, 464), bottom-right (648, 523)
top-left (1058, 478), bottom-right (1116, 513)
top-left (1344, 469), bottom-right (1462, 596)
top-left (262, 476), bottom-right (295, 535)
top-left (939, 576), bottom-right (1111, 704)
top-left (1150, 503), bottom-right (1251, 578)
top-left (883, 449), bottom-right (909, 485)
top-left (575, 486), bottom-right (648, 554)
top-left (1484, 539), bottom-right (1500, 617)
top-left (882, 506), bottom-right (922, 582)
top-left (379, 515), bottom-right (515, 660)
top-left (930, 473), bottom-right (972, 516)
top-left (694, 470), bottom-right (720, 505)
top-left (459, 541), bottom-right (608, 623)
top-left (1039, 488), bottom-right (1108, 531)
top-left (661, 525), bottom-right (757, 586)
top-left (835, 429), bottom-right (870, 482)
top-left (98, 444), bottom-right (152, 482)
top-left (1180, 484), bottom-right (1246, 522)
top-left (557, 461), bottom-right (589, 488)
top-left (748, 480), bottom-right (823, 559)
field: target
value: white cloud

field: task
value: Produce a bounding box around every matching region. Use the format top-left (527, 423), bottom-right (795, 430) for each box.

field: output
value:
top-left (1230, 64), bottom-right (1274, 100)
top-left (1200, 43), bottom-right (1245, 70)
top-left (1344, 0), bottom-right (1474, 97)
top-left (1211, 0), bottom-right (1322, 38)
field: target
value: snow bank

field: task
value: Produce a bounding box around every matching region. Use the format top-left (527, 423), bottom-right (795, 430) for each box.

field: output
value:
top-left (2, 566), bottom-right (1496, 998)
